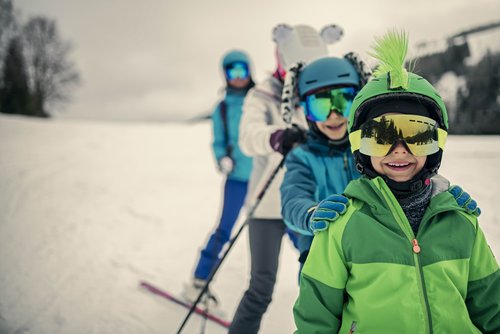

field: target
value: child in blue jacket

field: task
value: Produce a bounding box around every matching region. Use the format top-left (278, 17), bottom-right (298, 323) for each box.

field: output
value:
top-left (280, 54), bottom-right (369, 264)
top-left (183, 50), bottom-right (254, 306)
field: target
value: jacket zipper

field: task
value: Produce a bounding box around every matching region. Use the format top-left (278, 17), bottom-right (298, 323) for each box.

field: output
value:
top-left (343, 152), bottom-right (353, 180)
top-left (411, 238), bottom-right (433, 334)
top-left (379, 183), bottom-right (433, 334)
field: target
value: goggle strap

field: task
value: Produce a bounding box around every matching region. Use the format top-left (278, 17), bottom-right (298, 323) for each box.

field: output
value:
top-left (349, 130), bottom-right (361, 153)
top-left (437, 128), bottom-right (447, 149)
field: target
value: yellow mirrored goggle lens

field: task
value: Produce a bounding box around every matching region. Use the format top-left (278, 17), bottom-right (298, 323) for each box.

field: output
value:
top-left (350, 114), bottom-right (445, 157)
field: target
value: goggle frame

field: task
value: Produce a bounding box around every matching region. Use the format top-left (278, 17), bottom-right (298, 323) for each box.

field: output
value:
top-left (302, 86), bottom-right (359, 122)
top-left (349, 114), bottom-right (447, 157)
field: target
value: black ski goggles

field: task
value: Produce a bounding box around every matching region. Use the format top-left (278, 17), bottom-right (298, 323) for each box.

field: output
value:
top-left (349, 114), bottom-right (447, 157)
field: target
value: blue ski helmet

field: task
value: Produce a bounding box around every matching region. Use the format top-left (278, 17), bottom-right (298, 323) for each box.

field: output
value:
top-left (298, 57), bottom-right (360, 98)
top-left (221, 50), bottom-right (250, 69)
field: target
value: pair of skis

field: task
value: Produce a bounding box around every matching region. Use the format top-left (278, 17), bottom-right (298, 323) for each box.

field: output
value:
top-left (139, 280), bottom-right (231, 330)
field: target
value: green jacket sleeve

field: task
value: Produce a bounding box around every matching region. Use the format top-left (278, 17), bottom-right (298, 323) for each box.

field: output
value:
top-left (465, 221), bottom-right (500, 333)
top-left (293, 214), bottom-right (350, 333)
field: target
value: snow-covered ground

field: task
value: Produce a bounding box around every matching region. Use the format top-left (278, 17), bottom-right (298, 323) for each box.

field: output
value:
top-left (0, 114), bottom-right (499, 334)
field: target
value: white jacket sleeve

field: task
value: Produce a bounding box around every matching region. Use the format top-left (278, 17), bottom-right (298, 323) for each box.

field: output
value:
top-left (239, 88), bottom-right (284, 157)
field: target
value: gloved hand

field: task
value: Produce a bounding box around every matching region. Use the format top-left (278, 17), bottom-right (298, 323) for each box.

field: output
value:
top-left (218, 156), bottom-right (234, 175)
top-left (449, 185), bottom-right (481, 216)
top-left (270, 124), bottom-right (307, 155)
top-left (308, 194), bottom-right (350, 234)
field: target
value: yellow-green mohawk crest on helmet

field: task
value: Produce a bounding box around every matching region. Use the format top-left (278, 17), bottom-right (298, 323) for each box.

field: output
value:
top-left (369, 29), bottom-right (409, 90)
top-left (348, 29), bottom-right (449, 134)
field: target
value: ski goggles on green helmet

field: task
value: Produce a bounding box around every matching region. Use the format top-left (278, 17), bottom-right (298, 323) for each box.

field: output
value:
top-left (225, 62), bottom-right (249, 80)
top-left (302, 86), bottom-right (359, 122)
top-left (349, 114), bottom-right (447, 157)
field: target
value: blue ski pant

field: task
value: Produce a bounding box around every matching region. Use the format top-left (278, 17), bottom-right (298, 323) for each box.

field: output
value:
top-left (194, 178), bottom-right (248, 280)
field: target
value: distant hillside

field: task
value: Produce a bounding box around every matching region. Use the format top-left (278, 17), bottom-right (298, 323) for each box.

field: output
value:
top-left (409, 21), bottom-right (500, 134)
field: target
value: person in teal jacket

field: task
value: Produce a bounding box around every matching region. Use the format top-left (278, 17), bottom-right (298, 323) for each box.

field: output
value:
top-left (281, 55), bottom-right (370, 262)
top-left (293, 30), bottom-right (499, 333)
top-left (183, 50), bottom-right (254, 306)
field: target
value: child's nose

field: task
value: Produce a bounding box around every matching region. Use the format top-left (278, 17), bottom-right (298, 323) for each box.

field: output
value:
top-left (391, 142), bottom-right (408, 155)
top-left (327, 111), bottom-right (343, 120)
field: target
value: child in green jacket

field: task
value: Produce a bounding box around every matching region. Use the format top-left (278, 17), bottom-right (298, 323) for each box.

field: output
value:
top-left (293, 30), bottom-right (500, 334)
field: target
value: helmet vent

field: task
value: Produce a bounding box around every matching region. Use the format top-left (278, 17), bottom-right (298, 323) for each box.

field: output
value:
top-left (338, 73), bottom-right (350, 77)
top-left (305, 80), bottom-right (318, 84)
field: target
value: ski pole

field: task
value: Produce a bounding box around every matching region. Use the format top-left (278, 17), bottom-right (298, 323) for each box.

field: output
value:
top-left (176, 156), bottom-right (286, 334)
top-left (199, 302), bottom-right (209, 334)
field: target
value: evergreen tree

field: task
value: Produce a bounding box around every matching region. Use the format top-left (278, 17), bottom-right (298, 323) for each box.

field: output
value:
top-left (0, 36), bottom-right (32, 117)
top-left (0, 0), bottom-right (17, 80)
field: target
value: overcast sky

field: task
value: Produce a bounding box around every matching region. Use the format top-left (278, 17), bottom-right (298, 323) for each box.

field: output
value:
top-left (15, 0), bottom-right (500, 121)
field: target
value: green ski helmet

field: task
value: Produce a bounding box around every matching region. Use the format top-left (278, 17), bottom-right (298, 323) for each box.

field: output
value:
top-left (347, 30), bottom-right (449, 190)
top-left (348, 74), bottom-right (449, 133)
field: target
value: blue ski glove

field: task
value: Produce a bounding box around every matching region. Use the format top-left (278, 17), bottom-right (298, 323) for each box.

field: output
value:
top-left (449, 185), bottom-right (481, 216)
top-left (308, 194), bottom-right (349, 234)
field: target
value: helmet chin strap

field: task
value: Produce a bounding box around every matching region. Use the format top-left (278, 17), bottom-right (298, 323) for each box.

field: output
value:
top-left (381, 169), bottom-right (433, 196)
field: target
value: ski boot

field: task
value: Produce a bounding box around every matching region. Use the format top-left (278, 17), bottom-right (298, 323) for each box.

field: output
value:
top-left (181, 278), bottom-right (220, 311)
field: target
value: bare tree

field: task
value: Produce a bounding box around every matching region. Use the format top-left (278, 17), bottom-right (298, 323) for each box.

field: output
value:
top-left (22, 16), bottom-right (80, 116)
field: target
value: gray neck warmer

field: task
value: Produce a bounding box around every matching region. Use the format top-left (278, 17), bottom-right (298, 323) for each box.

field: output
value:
top-left (396, 185), bottom-right (432, 235)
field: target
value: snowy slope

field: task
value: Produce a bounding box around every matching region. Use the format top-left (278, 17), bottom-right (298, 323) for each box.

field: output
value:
top-left (0, 114), bottom-right (499, 334)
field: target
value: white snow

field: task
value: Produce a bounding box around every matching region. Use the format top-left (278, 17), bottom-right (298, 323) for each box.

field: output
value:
top-left (1, 114), bottom-right (499, 334)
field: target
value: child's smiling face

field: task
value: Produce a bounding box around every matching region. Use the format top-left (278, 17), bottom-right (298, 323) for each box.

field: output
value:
top-left (316, 112), bottom-right (348, 141)
top-left (370, 141), bottom-right (427, 182)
